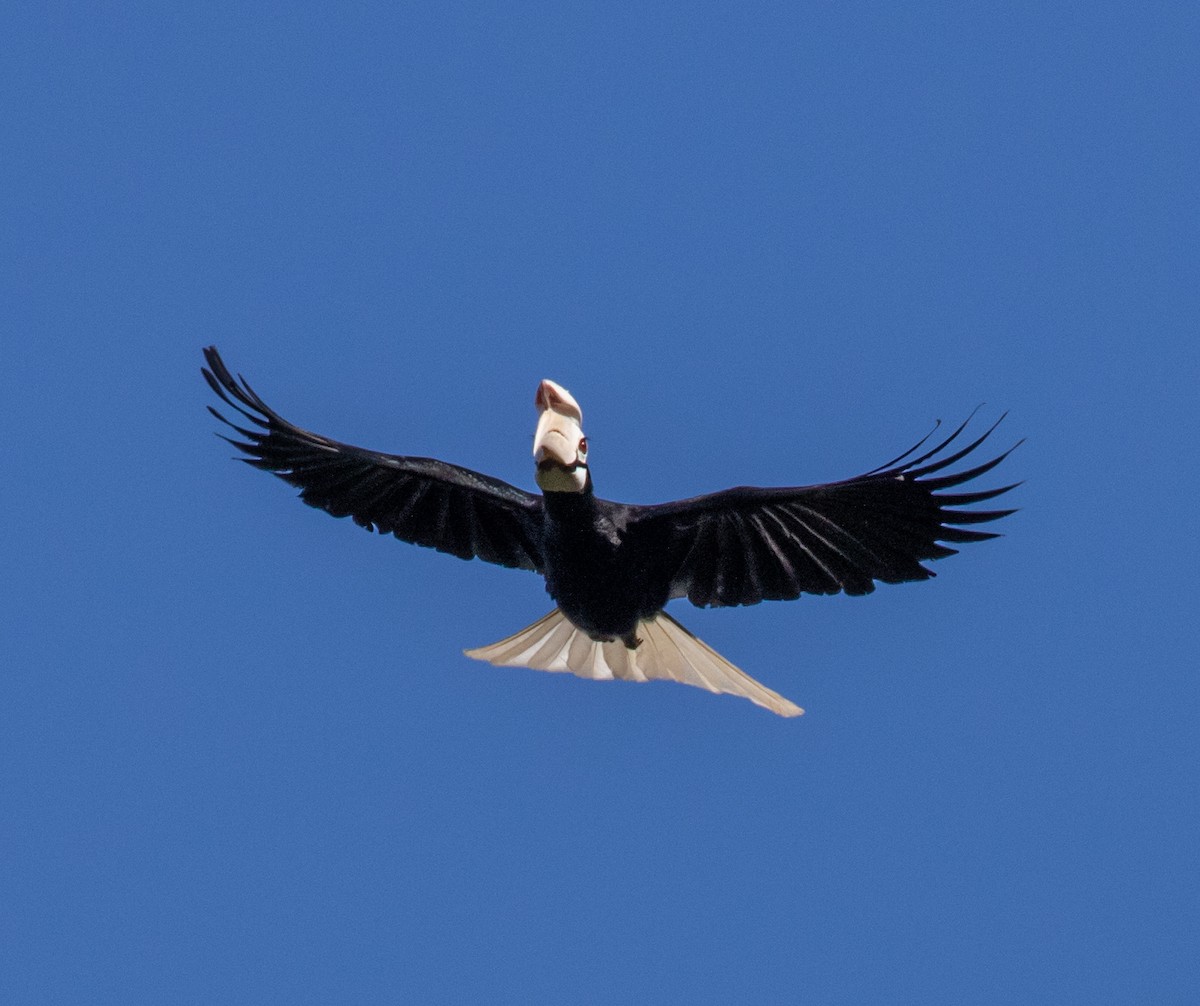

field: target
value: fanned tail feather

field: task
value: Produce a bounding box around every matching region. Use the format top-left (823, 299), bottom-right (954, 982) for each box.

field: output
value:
top-left (464, 609), bottom-right (803, 717)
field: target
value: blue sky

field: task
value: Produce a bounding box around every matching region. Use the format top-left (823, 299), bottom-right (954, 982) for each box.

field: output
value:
top-left (3, 3), bottom-right (1197, 1002)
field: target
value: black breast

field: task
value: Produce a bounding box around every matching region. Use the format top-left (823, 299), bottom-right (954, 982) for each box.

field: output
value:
top-left (539, 492), bottom-right (668, 643)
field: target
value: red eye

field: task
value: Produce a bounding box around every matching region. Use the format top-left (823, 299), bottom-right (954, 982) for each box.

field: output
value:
top-left (578, 437), bottom-right (588, 455)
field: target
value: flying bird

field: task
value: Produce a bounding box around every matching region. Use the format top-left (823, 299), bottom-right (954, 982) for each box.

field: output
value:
top-left (203, 347), bottom-right (1019, 717)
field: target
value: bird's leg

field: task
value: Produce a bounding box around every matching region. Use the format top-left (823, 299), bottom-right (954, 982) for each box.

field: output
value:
top-left (622, 631), bottom-right (643, 650)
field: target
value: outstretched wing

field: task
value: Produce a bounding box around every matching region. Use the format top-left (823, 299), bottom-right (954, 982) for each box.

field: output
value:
top-left (202, 347), bottom-right (545, 572)
top-left (626, 413), bottom-right (1020, 608)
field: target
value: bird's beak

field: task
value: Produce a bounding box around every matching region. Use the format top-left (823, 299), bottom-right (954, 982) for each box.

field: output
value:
top-left (533, 379), bottom-right (588, 493)
top-left (535, 379), bottom-right (576, 415)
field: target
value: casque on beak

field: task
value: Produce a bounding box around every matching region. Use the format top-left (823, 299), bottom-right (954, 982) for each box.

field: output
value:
top-left (533, 379), bottom-right (589, 493)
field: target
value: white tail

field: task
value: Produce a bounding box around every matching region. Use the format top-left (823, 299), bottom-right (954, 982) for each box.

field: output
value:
top-left (464, 609), bottom-right (803, 717)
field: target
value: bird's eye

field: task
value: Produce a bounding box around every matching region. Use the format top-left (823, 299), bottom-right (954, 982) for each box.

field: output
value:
top-left (578, 437), bottom-right (588, 456)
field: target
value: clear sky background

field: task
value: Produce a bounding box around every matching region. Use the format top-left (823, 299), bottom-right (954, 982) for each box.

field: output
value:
top-left (4, 4), bottom-right (1197, 1003)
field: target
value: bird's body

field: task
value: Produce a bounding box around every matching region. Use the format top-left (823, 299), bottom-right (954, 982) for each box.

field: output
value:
top-left (541, 493), bottom-right (653, 645)
top-left (203, 347), bottom-right (1019, 716)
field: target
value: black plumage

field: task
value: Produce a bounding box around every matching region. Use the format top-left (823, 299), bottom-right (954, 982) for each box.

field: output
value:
top-left (203, 347), bottom-right (544, 572)
top-left (204, 346), bottom-right (1018, 712)
top-left (625, 415), bottom-right (1020, 610)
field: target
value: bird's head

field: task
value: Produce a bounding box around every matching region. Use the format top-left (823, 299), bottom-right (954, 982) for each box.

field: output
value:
top-left (533, 379), bottom-right (590, 493)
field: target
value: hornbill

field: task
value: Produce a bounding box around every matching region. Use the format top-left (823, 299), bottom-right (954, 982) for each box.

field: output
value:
top-left (203, 347), bottom-right (1019, 717)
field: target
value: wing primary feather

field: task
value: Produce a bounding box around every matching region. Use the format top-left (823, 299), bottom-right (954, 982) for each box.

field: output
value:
top-left (886, 408), bottom-right (984, 476)
top-left (933, 483), bottom-right (1023, 506)
top-left (206, 406), bottom-right (264, 442)
top-left (939, 507), bottom-right (1017, 525)
top-left (917, 440), bottom-right (1024, 489)
top-left (880, 407), bottom-right (982, 475)
top-left (205, 377), bottom-right (271, 431)
top-left (937, 526), bottom-right (1002, 543)
top-left (862, 418), bottom-right (944, 475)
top-left (901, 412), bottom-right (1007, 479)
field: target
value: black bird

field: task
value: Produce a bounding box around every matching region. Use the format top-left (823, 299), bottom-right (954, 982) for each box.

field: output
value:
top-left (203, 347), bottom-right (1019, 716)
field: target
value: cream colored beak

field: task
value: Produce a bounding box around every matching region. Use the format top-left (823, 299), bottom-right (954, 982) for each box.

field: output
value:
top-left (534, 379), bottom-right (581, 422)
top-left (533, 379), bottom-right (588, 493)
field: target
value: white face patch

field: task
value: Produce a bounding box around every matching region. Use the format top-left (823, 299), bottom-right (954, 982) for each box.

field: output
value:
top-left (536, 462), bottom-right (587, 493)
